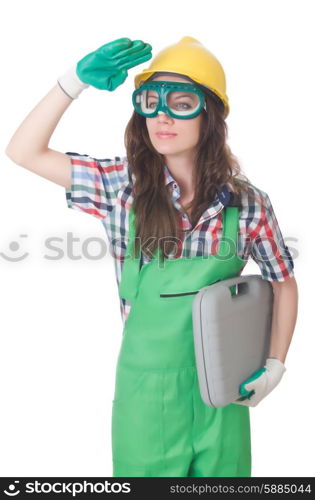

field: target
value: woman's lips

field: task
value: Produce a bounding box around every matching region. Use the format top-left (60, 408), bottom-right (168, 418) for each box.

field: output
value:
top-left (156, 132), bottom-right (177, 139)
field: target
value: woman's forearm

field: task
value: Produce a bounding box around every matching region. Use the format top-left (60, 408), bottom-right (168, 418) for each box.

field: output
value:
top-left (5, 83), bottom-right (73, 162)
top-left (268, 277), bottom-right (298, 363)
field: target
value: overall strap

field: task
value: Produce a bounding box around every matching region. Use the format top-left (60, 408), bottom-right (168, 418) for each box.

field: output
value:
top-left (216, 206), bottom-right (240, 259)
top-left (118, 207), bottom-right (140, 301)
top-left (118, 207), bottom-right (162, 301)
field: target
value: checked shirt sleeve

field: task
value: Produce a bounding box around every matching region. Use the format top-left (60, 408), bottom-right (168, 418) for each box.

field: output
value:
top-left (248, 191), bottom-right (295, 282)
top-left (65, 152), bottom-right (129, 220)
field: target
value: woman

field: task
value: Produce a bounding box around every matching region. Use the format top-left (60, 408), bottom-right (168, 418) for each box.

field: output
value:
top-left (5, 37), bottom-right (298, 477)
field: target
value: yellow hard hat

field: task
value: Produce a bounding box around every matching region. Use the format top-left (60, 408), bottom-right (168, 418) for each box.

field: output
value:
top-left (134, 36), bottom-right (229, 118)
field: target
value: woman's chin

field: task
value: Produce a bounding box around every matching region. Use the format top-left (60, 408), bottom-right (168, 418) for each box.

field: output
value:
top-left (152, 143), bottom-right (180, 155)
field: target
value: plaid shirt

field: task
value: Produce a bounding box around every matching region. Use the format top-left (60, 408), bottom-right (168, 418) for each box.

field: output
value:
top-left (65, 152), bottom-right (294, 325)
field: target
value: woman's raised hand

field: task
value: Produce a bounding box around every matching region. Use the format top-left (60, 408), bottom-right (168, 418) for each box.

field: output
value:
top-left (57, 38), bottom-right (152, 99)
top-left (76, 38), bottom-right (152, 91)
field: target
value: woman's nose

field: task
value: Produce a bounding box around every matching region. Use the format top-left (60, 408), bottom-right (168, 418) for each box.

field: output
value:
top-left (157, 111), bottom-right (172, 122)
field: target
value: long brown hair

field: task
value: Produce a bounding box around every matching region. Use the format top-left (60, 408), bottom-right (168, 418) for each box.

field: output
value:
top-left (124, 86), bottom-right (255, 261)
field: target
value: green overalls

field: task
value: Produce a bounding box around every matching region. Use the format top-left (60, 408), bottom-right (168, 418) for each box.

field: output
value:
top-left (111, 204), bottom-right (251, 477)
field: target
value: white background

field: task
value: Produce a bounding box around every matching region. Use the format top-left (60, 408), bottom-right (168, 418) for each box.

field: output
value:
top-left (1, 0), bottom-right (314, 478)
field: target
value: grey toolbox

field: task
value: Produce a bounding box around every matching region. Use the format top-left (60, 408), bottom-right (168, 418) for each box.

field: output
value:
top-left (192, 274), bottom-right (273, 408)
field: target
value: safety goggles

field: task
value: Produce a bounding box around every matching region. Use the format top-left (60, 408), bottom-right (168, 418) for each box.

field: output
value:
top-left (132, 80), bottom-right (206, 119)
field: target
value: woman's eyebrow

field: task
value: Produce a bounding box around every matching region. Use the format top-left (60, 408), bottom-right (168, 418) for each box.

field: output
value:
top-left (173, 93), bottom-right (194, 99)
top-left (147, 91), bottom-right (195, 99)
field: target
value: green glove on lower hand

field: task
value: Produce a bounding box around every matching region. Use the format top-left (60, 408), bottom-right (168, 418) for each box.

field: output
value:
top-left (76, 37), bottom-right (152, 91)
top-left (234, 357), bottom-right (286, 407)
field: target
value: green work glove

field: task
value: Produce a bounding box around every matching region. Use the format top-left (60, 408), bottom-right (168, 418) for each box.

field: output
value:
top-left (77, 38), bottom-right (152, 91)
top-left (57, 38), bottom-right (152, 99)
top-left (234, 358), bottom-right (286, 407)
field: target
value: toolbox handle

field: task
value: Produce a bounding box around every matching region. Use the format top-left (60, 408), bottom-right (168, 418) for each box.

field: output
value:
top-left (213, 274), bottom-right (272, 300)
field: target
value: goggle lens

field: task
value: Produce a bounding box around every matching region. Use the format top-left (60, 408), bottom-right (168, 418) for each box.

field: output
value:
top-left (135, 89), bottom-right (202, 117)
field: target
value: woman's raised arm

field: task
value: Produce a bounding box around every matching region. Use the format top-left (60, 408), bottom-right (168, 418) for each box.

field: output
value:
top-left (5, 38), bottom-right (152, 190)
top-left (5, 83), bottom-right (73, 189)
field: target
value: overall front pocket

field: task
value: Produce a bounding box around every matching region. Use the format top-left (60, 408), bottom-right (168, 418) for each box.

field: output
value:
top-left (159, 280), bottom-right (221, 298)
top-left (160, 291), bottom-right (199, 298)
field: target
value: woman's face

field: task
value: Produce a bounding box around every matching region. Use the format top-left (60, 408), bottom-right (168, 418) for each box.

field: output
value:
top-left (145, 75), bottom-right (203, 159)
